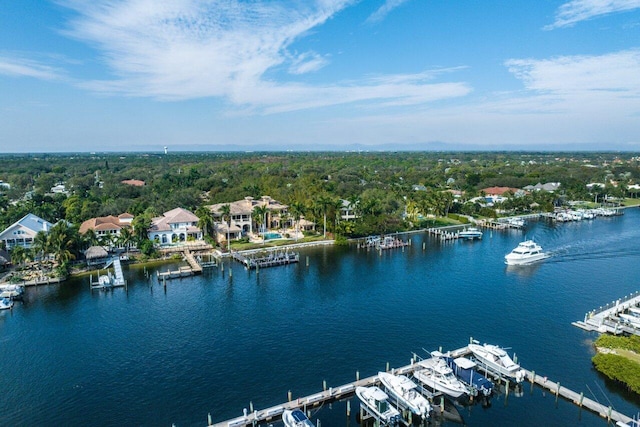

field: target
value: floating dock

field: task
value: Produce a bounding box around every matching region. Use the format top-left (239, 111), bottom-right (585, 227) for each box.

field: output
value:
top-left (206, 342), bottom-right (639, 427)
top-left (90, 258), bottom-right (127, 290)
top-left (231, 250), bottom-right (299, 269)
top-left (572, 291), bottom-right (640, 336)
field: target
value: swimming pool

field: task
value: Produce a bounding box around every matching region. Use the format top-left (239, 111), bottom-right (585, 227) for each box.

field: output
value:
top-left (263, 232), bottom-right (282, 240)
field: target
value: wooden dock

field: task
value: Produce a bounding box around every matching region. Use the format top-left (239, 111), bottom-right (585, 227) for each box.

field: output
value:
top-left (184, 250), bottom-right (203, 274)
top-left (207, 343), bottom-right (640, 427)
top-left (231, 250), bottom-right (299, 269)
top-left (523, 369), bottom-right (637, 426)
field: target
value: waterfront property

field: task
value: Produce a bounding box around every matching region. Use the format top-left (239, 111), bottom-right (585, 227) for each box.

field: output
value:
top-left (0, 213), bottom-right (53, 250)
top-left (573, 291), bottom-right (640, 336)
top-left (79, 213), bottom-right (135, 249)
top-left (148, 208), bottom-right (203, 244)
top-left (207, 196), bottom-right (291, 244)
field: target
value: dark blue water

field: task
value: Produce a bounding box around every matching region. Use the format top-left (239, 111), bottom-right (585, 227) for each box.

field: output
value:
top-left (2, 210), bottom-right (640, 426)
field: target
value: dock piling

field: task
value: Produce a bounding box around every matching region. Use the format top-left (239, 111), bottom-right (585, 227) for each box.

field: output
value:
top-left (288, 390), bottom-right (292, 402)
top-left (208, 413), bottom-right (212, 426)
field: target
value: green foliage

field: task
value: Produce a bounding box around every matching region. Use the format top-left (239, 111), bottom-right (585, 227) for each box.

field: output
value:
top-left (595, 334), bottom-right (640, 353)
top-left (592, 353), bottom-right (640, 394)
top-left (334, 235), bottom-right (349, 246)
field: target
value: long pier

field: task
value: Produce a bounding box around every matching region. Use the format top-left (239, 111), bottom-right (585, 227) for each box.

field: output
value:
top-left (572, 291), bottom-right (640, 336)
top-left (207, 344), bottom-right (640, 427)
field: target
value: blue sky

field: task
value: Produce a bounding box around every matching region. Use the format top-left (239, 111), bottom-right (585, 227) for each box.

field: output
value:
top-left (1, 0), bottom-right (640, 152)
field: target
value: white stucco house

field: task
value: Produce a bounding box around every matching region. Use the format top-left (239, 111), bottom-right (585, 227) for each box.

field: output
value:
top-left (148, 208), bottom-right (202, 244)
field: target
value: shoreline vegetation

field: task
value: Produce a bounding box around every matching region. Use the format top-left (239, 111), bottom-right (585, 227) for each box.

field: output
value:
top-left (593, 335), bottom-right (640, 395)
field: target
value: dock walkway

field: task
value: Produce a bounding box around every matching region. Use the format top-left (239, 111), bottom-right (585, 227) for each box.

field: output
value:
top-left (572, 291), bottom-right (640, 336)
top-left (207, 344), bottom-right (640, 427)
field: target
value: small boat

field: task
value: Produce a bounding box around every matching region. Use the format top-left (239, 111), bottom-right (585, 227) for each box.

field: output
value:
top-left (504, 240), bottom-right (549, 265)
top-left (0, 297), bottom-right (14, 310)
top-left (355, 385), bottom-right (401, 425)
top-left (506, 217), bottom-right (525, 228)
top-left (414, 356), bottom-right (469, 398)
top-left (468, 342), bottom-right (526, 383)
top-left (458, 227), bottom-right (483, 240)
top-left (0, 284), bottom-right (25, 301)
top-left (378, 371), bottom-right (431, 419)
top-left (282, 409), bottom-right (314, 427)
top-left (443, 355), bottom-right (494, 396)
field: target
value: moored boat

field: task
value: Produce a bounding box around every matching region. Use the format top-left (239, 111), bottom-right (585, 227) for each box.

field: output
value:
top-left (378, 371), bottom-right (431, 419)
top-left (458, 227), bottom-right (483, 240)
top-left (504, 240), bottom-right (549, 265)
top-left (413, 356), bottom-right (469, 399)
top-left (443, 355), bottom-right (494, 396)
top-left (282, 409), bottom-right (314, 427)
top-left (355, 385), bottom-right (401, 425)
top-left (468, 342), bottom-right (526, 383)
top-left (0, 296), bottom-right (14, 310)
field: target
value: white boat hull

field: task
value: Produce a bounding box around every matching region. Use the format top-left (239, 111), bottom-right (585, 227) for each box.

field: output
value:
top-left (468, 343), bottom-right (526, 383)
top-left (413, 369), bottom-right (466, 398)
top-left (378, 372), bottom-right (431, 419)
top-left (356, 386), bottom-right (401, 425)
top-left (504, 252), bottom-right (550, 265)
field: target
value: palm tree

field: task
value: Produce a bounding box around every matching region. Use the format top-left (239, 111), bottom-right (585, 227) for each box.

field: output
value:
top-left (10, 245), bottom-right (26, 267)
top-left (118, 227), bottom-right (133, 255)
top-left (195, 206), bottom-right (214, 238)
top-left (315, 194), bottom-right (333, 238)
top-left (48, 222), bottom-right (77, 267)
top-left (289, 201), bottom-right (305, 241)
top-left (220, 204), bottom-right (231, 251)
top-left (252, 205), bottom-right (268, 235)
top-left (32, 230), bottom-right (50, 262)
top-left (82, 228), bottom-right (99, 249)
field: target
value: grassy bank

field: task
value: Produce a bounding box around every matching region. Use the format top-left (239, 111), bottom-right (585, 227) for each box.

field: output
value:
top-left (592, 335), bottom-right (640, 394)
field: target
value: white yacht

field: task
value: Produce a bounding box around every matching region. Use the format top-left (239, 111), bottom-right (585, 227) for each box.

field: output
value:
top-left (504, 240), bottom-right (549, 265)
top-left (282, 409), bottom-right (314, 427)
top-left (458, 227), bottom-right (483, 240)
top-left (355, 386), bottom-right (401, 425)
top-left (468, 342), bottom-right (526, 383)
top-left (378, 371), bottom-right (431, 419)
top-left (413, 357), bottom-right (469, 398)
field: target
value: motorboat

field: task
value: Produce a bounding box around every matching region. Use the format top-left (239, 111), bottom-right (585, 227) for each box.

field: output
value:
top-left (458, 227), bottom-right (483, 240)
top-left (378, 371), bottom-right (431, 419)
top-left (468, 342), bottom-right (526, 383)
top-left (0, 284), bottom-right (24, 301)
top-left (282, 409), bottom-right (314, 427)
top-left (355, 385), bottom-right (401, 425)
top-left (413, 356), bottom-right (469, 398)
top-left (506, 217), bottom-right (526, 228)
top-left (0, 296), bottom-right (14, 310)
top-left (443, 355), bottom-right (493, 396)
top-left (504, 240), bottom-right (549, 265)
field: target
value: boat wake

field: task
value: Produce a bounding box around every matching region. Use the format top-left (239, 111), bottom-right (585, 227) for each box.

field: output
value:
top-left (547, 247), bottom-right (640, 263)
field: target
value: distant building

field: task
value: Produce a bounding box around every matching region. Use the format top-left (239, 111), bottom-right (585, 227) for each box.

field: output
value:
top-left (481, 186), bottom-right (525, 205)
top-left (339, 199), bottom-right (358, 221)
top-left (0, 213), bottom-right (53, 250)
top-left (50, 183), bottom-right (69, 195)
top-left (148, 208), bottom-right (202, 244)
top-left (0, 180), bottom-right (10, 190)
top-left (523, 182), bottom-right (561, 192)
top-left (121, 179), bottom-right (145, 187)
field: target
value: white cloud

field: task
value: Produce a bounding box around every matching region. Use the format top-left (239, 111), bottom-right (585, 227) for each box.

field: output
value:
top-left (288, 51), bottom-right (329, 75)
top-left (0, 55), bottom-right (63, 80)
top-left (545, 0), bottom-right (640, 29)
top-left (58, 0), bottom-right (467, 112)
top-left (366, 0), bottom-right (410, 24)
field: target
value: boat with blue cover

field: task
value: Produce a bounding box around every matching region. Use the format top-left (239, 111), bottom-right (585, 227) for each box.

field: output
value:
top-left (442, 355), bottom-right (493, 397)
top-left (282, 409), bottom-right (314, 427)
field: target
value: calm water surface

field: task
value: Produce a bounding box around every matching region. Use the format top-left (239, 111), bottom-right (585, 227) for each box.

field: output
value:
top-left (2, 210), bottom-right (640, 426)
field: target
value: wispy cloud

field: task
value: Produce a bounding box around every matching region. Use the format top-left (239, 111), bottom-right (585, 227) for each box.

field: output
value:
top-left (58, 0), bottom-right (468, 112)
top-left (366, 0), bottom-right (410, 24)
top-left (545, 0), bottom-right (640, 30)
top-left (0, 55), bottom-right (64, 80)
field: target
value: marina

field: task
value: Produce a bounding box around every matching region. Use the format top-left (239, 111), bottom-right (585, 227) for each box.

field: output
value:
top-left (206, 343), bottom-right (639, 427)
top-left (572, 291), bottom-right (640, 336)
top-left (1, 208), bottom-right (640, 426)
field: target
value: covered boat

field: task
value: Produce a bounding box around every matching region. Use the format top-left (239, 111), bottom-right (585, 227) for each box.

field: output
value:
top-left (378, 371), bottom-right (431, 419)
top-left (282, 409), bottom-right (314, 427)
top-left (443, 356), bottom-right (493, 396)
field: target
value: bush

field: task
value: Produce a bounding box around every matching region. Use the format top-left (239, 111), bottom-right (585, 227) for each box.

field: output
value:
top-left (592, 353), bottom-right (640, 394)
